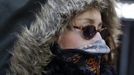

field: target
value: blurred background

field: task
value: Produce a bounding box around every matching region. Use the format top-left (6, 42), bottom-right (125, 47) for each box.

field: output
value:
top-left (0, 0), bottom-right (134, 75)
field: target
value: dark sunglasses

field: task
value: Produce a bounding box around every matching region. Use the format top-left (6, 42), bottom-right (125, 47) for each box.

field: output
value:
top-left (73, 25), bottom-right (106, 40)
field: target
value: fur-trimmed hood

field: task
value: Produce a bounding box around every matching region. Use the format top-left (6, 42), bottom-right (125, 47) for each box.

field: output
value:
top-left (7, 0), bottom-right (122, 75)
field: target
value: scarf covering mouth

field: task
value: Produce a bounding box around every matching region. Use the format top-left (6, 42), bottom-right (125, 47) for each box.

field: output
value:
top-left (50, 41), bottom-right (109, 75)
top-left (78, 39), bottom-right (110, 54)
top-left (50, 38), bottom-right (110, 75)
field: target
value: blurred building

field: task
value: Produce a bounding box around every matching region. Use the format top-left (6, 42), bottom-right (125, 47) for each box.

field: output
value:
top-left (116, 0), bottom-right (134, 75)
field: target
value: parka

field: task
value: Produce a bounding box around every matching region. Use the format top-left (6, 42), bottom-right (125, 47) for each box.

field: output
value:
top-left (7, 0), bottom-right (122, 75)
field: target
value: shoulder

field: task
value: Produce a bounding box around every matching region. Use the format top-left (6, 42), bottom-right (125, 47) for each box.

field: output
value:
top-left (100, 63), bottom-right (117, 75)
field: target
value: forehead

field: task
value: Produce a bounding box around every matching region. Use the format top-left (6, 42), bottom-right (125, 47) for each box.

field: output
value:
top-left (74, 8), bottom-right (102, 25)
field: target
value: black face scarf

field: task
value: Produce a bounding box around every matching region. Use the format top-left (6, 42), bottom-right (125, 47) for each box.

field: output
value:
top-left (50, 39), bottom-right (110, 75)
top-left (42, 39), bottom-right (116, 75)
top-left (51, 44), bottom-right (100, 75)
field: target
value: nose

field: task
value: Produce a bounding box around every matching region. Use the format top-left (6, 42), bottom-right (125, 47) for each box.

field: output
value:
top-left (89, 32), bottom-right (103, 43)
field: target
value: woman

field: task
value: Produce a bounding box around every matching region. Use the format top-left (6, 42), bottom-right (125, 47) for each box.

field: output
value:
top-left (7, 0), bottom-right (122, 75)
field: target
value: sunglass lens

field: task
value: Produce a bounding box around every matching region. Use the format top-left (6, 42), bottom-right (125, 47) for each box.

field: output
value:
top-left (82, 26), bottom-right (97, 40)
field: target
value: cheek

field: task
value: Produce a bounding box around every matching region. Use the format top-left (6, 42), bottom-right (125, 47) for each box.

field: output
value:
top-left (58, 31), bottom-right (88, 49)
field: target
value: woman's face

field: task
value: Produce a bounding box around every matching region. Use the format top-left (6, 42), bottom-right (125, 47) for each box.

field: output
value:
top-left (58, 8), bottom-right (103, 49)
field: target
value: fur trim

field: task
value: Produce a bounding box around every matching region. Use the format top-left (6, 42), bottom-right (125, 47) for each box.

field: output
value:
top-left (7, 0), bottom-right (121, 75)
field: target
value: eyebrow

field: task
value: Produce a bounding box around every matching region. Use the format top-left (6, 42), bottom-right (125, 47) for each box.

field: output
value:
top-left (77, 18), bottom-right (102, 27)
top-left (77, 18), bottom-right (94, 24)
